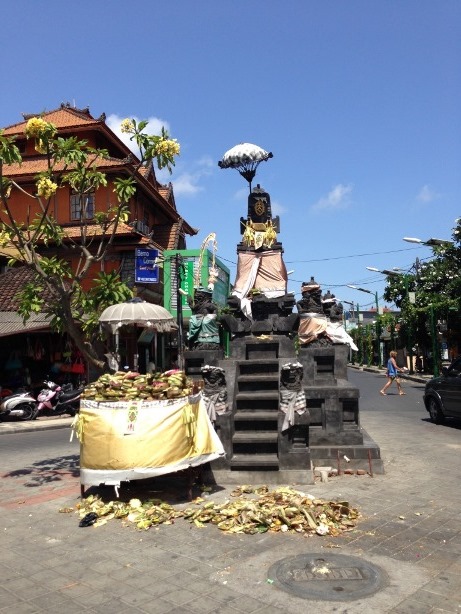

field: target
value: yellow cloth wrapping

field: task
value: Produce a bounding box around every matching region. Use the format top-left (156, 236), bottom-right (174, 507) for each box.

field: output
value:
top-left (78, 396), bottom-right (225, 486)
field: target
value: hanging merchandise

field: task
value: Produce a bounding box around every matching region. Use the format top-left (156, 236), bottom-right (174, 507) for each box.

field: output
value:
top-left (4, 351), bottom-right (23, 371)
top-left (26, 338), bottom-right (35, 359)
top-left (71, 357), bottom-right (85, 374)
top-left (34, 340), bottom-right (45, 361)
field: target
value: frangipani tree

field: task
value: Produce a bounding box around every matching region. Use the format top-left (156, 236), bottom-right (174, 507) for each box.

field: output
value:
top-left (0, 116), bottom-right (180, 370)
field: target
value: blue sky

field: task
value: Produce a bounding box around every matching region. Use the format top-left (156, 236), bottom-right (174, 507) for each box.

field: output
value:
top-left (2, 1), bottom-right (460, 311)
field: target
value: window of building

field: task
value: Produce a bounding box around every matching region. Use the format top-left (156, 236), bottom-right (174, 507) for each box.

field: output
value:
top-left (70, 191), bottom-right (95, 221)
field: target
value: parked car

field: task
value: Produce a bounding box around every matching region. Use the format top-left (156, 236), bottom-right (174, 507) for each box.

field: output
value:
top-left (424, 357), bottom-right (461, 423)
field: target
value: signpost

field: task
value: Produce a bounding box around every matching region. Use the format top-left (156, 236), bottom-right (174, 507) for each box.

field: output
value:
top-left (135, 248), bottom-right (159, 284)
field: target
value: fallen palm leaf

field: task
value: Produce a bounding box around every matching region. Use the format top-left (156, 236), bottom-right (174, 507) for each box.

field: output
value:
top-left (67, 486), bottom-right (360, 535)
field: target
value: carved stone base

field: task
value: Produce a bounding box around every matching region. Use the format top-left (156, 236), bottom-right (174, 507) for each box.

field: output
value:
top-left (229, 334), bottom-right (296, 360)
top-left (183, 349), bottom-right (224, 380)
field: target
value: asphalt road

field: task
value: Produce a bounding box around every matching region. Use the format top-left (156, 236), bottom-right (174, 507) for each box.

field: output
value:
top-left (0, 427), bottom-right (79, 473)
top-left (0, 369), bottom-right (428, 471)
top-left (0, 369), bottom-right (443, 480)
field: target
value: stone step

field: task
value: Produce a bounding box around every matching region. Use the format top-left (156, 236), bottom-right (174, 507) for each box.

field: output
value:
top-left (233, 431), bottom-right (278, 443)
top-left (237, 374), bottom-right (279, 382)
top-left (237, 380), bottom-right (279, 393)
top-left (234, 410), bottom-right (278, 421)
top-left (235, 391), bottom-right (279, 401)
top-left (238, 360), bottom-right (279, 375)
top-left (230, 453), bottom-right (279, 468)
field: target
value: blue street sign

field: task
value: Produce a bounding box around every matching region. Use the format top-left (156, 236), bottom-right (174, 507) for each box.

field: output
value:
top-left (135, 248), bottom-right (159, 283)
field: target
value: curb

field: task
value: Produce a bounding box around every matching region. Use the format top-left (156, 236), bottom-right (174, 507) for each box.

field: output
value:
top-left (0, 417), bottom-right (72, 435)
top-left (348, 363), bottom-right (429, 384)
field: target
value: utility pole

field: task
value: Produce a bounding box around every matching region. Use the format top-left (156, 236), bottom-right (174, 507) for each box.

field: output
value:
top-left (175, 253), bottom-right (185, 371)
top-left (429, 304), bottom-right (439, 378)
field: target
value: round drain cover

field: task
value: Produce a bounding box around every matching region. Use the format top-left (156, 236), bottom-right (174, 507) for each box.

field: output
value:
top-left (268, 553), bottom-right (388, 601)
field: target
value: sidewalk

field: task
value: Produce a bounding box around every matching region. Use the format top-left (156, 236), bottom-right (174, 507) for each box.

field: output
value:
top-left (350, 362), bottom-right (432, 385)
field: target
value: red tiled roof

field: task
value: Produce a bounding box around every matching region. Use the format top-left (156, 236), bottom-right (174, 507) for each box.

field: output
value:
top-left (2, 105), bottom-right (101, 136)
top-left (154, 222), bottom-right (185, 250)
top-left (0, 266), bottom-right (55, 310)
top-left (2, 105), bottom-right (198, 238)
top-left (158, 185), bottom-right (170, 200)
top-left (61, 222), bottom-right (159, 246)
top-left (5, 155), bottom-right (128, 177)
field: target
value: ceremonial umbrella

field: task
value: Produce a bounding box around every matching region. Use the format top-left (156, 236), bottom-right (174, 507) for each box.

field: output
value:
top-left (99, 298), bottom-right (177, 334)
top-left (99, 298), bottom-right (178, 372)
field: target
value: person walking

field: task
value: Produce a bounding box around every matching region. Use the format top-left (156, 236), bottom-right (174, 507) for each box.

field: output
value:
top-left (380, 350), bottom-right (406, 395)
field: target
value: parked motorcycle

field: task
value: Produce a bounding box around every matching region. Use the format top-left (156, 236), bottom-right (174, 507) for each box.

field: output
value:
top-left (0, 380), bottom-right (83, 421)
top-left (34, 380), bottom-right (83, 418)
top-left (0, 389), bottom-right (37, 421)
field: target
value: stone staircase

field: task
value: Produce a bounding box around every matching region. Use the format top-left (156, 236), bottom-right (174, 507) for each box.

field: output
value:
top-left (230, 358), bottom-right (280, 471)
top-left (211, 335), bottom-right (313, 484)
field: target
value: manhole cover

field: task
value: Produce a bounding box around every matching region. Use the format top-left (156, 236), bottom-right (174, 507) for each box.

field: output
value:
top-left (268, 553), bottom-right (388, 601)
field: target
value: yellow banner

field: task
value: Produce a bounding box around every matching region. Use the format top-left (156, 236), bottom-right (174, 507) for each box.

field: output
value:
top-left (79, 397), bottom-right (223, 471)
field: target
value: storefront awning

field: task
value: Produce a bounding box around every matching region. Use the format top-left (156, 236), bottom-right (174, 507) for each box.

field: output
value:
top-left (0, 312), bottom-right (51, 337)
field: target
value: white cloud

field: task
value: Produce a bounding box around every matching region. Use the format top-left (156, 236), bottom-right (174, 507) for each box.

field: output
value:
top-left (172, 173), bottom-right (203, 196)
top-left (106, 113), bottom-right (170, 157)
top-left (172, 161), bottom-right (213, 196)
top-left (311, 183), bottom-right (353, 212)
top-left (271, 200), bottom-right (286, 216)
top-left (106, 113), bottom-right (212, 196)
top-left (416, 184), bottom-right (441, 203)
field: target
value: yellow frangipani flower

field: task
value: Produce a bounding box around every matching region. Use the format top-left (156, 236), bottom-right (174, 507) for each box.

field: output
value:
top-left (37, 177), bottom-right (58, 199)
top-left (25, 117), bottom-right (48, 138)
top-left (120, 118), bottom-right (135, 134)
top-left (156, 138), bottom-right (180, 157)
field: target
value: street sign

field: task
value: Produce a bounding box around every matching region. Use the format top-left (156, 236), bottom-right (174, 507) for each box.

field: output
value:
top-left (135, 248), bottom-right (159, 283)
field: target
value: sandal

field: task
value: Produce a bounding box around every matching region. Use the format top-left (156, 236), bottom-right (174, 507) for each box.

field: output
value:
top-left (399, 392), bottom-right (406, 396)
top-left (380, 391), bottom-right (387, 396)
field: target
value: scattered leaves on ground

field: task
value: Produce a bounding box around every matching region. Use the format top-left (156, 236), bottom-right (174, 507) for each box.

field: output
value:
top-left (67, 486), bottom-right (360, 535)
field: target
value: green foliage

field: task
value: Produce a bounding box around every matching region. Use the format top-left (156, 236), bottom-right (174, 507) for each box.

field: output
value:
top-left (364, 324), bottom-right (374, 366)
top-left (17, 282), bottom-right (45, 321)
top-left (382, 218), bottom-right (461, 353)
top-left (113, 177), bottom-right (137, 204)
top-left (29, 213), bottom-right (64, 246)
top-left (76, 271), bottom-right (132, 334)
top-left (122, 122), bottom-right (180, 174)
top-left (53, 136), bottom-right (88, 166)
top-left (0, 131), bottom-right (22, 165)
top-left (38, 255), bottom-right (72, 278)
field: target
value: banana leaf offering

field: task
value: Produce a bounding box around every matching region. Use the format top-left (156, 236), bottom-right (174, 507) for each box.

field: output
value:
top-left (81, 369), bottom-right (192, 402)
top-left (66, 486), bottom-right (360, 535)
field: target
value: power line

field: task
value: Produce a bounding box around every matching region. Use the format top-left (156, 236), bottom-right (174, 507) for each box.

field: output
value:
top-left (216, 246), bottom-right (423, 267)
top-left (285, 246), bottom-right (422, 264)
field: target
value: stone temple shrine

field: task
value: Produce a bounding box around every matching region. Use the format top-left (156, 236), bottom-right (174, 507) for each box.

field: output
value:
top-left (183, 143), bottom-right (383, 484)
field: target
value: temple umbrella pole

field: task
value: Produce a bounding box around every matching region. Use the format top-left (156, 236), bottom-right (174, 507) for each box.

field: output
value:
top-left (176, 253), bottom-right (185, 371)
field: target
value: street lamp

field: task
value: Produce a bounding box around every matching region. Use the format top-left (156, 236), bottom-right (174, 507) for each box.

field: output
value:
top-left (366, 267), bottom-right (403, 277)
top-left (347, 285), bottom-right (382, 368)
top-left (402, 236), bottom-right (455, 376)
top-left (366, 266), bottom-right (415, 373)
top-left (403, 237), bottom-right (454, 247)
